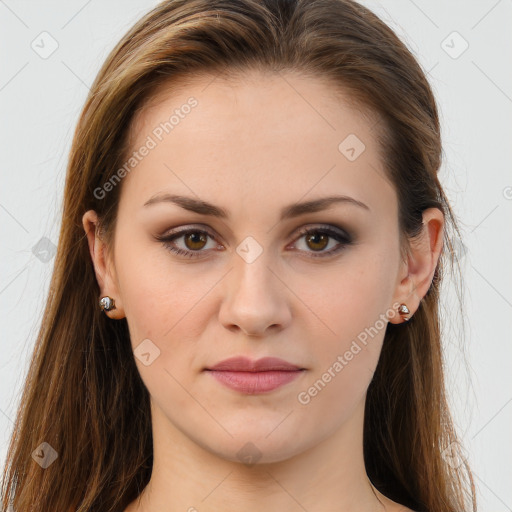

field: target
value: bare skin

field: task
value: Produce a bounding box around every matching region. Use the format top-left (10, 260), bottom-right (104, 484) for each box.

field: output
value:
top-left (83, 69), bottom-right (442, 512)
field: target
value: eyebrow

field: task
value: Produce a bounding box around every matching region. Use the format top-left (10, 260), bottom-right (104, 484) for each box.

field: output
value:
top-left (143, 193), bottom-right (370, 220)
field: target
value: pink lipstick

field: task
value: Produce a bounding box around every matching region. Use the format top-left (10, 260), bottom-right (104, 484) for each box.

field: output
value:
top-left (204, 356), bottom-right (306, 394)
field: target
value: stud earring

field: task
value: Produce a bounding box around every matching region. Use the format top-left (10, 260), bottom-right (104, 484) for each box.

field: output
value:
top-left (99, 296), bottom-right (116, 312)
top-left (398, 303), bottom-right (411, 322)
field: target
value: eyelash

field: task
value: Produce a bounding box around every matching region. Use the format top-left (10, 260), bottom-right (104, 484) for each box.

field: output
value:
top-left (155, 224), bottom-right (353, 259)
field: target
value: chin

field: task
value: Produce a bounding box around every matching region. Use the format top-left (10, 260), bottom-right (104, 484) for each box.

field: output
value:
top-left (193, 427), bottom-right (312, 466)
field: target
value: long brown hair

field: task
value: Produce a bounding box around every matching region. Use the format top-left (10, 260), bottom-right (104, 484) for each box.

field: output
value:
top-left (1, 1), bottom-right (476, 511)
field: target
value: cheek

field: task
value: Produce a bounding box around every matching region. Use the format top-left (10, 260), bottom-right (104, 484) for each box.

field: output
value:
top-left (303, 249), bottom-right (394, 336)
top-left (114, 238), bottom-right (220, 391)
top-left (115, 232), bottom-right (211, 336)
top-left (297, 248), bottom-right (396, 402)
top-left (295, 301), bottom-right (387, 433)
top-left (116, 254), bottom-right (215, 415)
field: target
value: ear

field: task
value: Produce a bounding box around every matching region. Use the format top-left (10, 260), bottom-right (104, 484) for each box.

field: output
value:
top-left (82, 209), bottom-right (125, 319)
top-left (388, 207), bottom-right (444, 324)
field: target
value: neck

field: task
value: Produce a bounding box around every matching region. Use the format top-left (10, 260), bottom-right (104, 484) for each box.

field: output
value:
top-left (129, 399), bottom-right (389, 512)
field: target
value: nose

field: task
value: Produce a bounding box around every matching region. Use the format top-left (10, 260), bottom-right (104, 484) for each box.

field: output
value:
top-left (218, 248), bottom-right (292, 337)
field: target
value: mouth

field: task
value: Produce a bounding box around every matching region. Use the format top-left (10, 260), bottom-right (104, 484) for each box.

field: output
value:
top-left (203, 356), bottom-right (307, 394)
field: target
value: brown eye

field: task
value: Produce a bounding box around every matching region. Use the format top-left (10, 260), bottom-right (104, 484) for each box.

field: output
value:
top-left (183, 231), bottom-right (208, 250)
top-left (292, 225), bottom-right (353, 258)
top-left (304, 232), bottom-right (329, 252)
top-left (155, 227), bottom-right (219, 258)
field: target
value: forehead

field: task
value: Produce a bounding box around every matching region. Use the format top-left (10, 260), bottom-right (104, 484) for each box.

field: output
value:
top-left (120, 69), bottom-right (395, 219)
top-left (130, 69), bottom-right (378, 142)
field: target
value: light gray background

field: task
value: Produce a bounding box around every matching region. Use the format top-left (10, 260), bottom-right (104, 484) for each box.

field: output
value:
top-left (1, 1), bottom-right (511, 510)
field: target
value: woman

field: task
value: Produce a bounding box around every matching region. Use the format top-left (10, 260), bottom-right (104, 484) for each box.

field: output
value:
top-left (1, 0), bottom-right (476, 511)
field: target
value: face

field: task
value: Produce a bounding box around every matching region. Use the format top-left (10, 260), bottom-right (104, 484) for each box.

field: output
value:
top-left (90, 70), bottom-right (411, 464)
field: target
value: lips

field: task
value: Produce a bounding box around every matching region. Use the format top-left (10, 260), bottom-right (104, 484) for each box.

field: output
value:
top-left (205, 356), bottom-right (304, 372)
top-left (204, 356), bottom-right (306, 394)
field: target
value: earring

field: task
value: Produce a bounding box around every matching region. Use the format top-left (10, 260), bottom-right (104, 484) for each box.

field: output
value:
top-left (99, 296), bottom-right (116, 312)
top-left (398, 303), bottom-right (411, 322)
